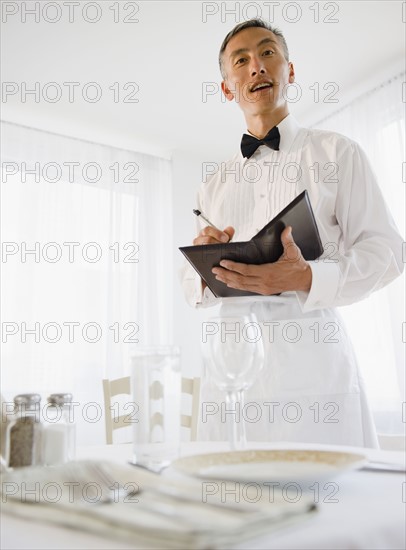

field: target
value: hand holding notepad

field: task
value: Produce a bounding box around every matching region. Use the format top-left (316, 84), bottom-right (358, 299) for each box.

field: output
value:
top-left (180, 191), bottom-right (323, 298)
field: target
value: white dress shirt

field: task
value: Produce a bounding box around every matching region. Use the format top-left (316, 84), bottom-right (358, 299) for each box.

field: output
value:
top-left (180, 114), bottom-right (403, 447)
top-left (181, 114), bottom-right (403, 310)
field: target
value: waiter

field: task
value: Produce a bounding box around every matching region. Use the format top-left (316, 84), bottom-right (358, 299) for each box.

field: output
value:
top-left (180, 19), bottom-right (403, 447)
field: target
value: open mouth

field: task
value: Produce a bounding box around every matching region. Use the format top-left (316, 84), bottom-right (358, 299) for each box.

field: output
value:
top-left (250, 82), bottom-right (274, 93)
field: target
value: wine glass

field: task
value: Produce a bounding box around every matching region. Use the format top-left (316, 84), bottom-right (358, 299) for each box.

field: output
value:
top-left (201, 313), bottom-right (264, 450)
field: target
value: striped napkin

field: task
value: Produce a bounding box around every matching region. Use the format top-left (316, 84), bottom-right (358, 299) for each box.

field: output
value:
top-left (1, 460), bottom-right (316, 549)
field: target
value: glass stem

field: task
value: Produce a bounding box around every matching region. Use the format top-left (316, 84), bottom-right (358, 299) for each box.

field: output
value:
top-left (226, 390), bottom-right (246, 450)
top-left (237, 389), bottom-right (246, 449)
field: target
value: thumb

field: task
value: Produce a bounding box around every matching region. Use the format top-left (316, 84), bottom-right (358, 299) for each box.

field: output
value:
top-left (281, 225), bottom-right (293, 247)
top-left (223, 226), bottom-right (235, 242)
top-left (281, 226), bottom-right (300, 261)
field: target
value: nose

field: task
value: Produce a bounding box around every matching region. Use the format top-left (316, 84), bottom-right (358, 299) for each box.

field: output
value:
top-left (250, 56), bottom-right (266, 77)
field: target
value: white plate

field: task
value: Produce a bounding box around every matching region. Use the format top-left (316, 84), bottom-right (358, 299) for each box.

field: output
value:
top-left (170, 449), bottom-right (366, 483)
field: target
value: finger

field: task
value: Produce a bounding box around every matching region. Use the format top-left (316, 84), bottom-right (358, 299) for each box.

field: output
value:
top-left (213, 270), bottom-right (263, 292)
top-left (223, 226), bottom-right (235, 241)
top-left (199, 226), bottom-right (230, 243)
top-left (213, 269), bottom-right (244, 286)
top-left (193, 235), bottom-right (221, 246)
top-left (217, 259), bottom-right (251, 275)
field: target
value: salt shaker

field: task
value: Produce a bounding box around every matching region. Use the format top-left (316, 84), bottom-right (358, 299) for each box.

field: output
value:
top-left (6, 393), bottom-right (43, 468)
top-left (42, 393), bottom-right (76, 466)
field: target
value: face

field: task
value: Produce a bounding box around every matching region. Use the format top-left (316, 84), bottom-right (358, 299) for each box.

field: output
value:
top-left (221, 27), bottom-right (295, 117)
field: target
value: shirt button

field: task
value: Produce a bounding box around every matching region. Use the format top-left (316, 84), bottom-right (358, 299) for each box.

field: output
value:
top-left (260, 194), bottom-right (265, 198)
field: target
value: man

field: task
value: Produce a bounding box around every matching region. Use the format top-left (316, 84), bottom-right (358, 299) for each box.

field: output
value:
top-left (180, 19), bottom-right (403, 447)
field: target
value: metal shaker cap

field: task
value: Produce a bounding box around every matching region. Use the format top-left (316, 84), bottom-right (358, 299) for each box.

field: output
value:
top-left (47, 393), bottom-right (73, 405)
top-left (14, 393), bottom-right (41, 407)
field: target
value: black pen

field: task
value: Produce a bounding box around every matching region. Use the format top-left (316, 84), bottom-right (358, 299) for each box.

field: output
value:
top-left (193, 209), bottom-right (233, 242)
top-left (193, 209), bottom-right (218, 229)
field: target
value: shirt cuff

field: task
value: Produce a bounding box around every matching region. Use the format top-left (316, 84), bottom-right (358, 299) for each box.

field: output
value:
top-left (296, 260), bottom-right (341, 312)
top-left (193, 274), bottom-right (220, 308)
top-left (194, 275), bottom-right (204, 304)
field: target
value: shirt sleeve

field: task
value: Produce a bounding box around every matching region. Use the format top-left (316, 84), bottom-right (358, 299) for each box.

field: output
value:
top-left (178, 189), bottom-right (221, 309)
top-left (178, 261), bottom-right (220, 308)
top-left (296, 141), bottom-right (404, 311)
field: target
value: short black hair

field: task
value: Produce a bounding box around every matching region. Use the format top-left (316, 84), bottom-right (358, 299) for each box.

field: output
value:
top-left (219, 18), bottom-right (289, 78)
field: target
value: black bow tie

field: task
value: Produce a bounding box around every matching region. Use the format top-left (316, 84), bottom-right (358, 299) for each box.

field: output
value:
top-left (240, 126), bottom-right (280, 158)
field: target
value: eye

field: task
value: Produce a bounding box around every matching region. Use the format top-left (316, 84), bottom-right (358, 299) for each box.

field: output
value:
top-left (235, 57), bottom-right (247, 65)
top-left (263, 49), bottom-right (274, 56)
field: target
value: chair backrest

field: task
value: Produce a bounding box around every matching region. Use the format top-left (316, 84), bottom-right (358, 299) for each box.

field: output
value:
top-left (102, 377), bottom-right (132, 445)
top-left (102, 376), bottom-right (200, 445)
top-left (181, 377), bottom-right (201, 442)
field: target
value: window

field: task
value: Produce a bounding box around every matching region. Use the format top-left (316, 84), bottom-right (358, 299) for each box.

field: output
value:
top-left (1, 122), bottom-right (173, 444)
top-left (312, 74), bottom-right (405, 434)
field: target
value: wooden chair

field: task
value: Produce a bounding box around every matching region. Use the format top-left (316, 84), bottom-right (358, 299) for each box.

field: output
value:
top-left (102, 376), bottom-right (200, 445)
top-left (181, 376), bottom-right (200, 442)
top-left (102, 376), bottom-right (132, 445)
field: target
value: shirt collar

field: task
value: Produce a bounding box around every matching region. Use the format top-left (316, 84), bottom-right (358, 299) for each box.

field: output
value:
top-left (241, 114), bottom-right (301, 161)
top-left (276, 114), bottom-right (300, 153)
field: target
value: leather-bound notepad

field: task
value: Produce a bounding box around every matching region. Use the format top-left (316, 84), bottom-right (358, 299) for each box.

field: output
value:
top-left (179, 190), bottom-right (324, 298)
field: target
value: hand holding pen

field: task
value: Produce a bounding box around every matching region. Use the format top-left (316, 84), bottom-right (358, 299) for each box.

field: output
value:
top-left (192, 209), bottom-right (235, 245)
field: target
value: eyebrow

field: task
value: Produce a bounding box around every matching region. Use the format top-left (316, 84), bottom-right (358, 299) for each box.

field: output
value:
top-left (229, 38), bottom-right (278, 60)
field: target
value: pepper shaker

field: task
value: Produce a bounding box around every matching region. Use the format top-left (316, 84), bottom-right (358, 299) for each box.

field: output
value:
top-left (6, 393), bottom-right (43, 468)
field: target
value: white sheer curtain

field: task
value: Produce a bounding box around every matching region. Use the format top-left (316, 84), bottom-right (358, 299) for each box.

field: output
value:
top-left (1, 121), bottom-right (173, 444)
top-left (312, 73), bottom-right (405, 435)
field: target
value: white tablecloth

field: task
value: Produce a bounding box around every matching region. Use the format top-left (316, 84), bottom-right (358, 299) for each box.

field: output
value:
top-left (2, 442), bottom-right (405, 550)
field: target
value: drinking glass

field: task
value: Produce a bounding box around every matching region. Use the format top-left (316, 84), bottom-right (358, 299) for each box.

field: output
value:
top-left (201, 314), bottom-right (264, 450)
top-left (131, 346), bottom-right (181, 470)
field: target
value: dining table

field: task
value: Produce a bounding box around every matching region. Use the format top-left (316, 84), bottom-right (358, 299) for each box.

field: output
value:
top-left (1, 440), bottom-right (405, 550)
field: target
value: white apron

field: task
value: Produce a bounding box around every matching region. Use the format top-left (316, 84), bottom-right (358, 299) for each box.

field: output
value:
top-left (198, 294), bottom-right (379, 448)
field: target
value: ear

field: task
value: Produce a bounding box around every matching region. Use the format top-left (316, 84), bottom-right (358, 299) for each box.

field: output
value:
top-left (221, 80), bottom-right (235, 102)
top-left (288, 62), bottom-right (295, 83)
